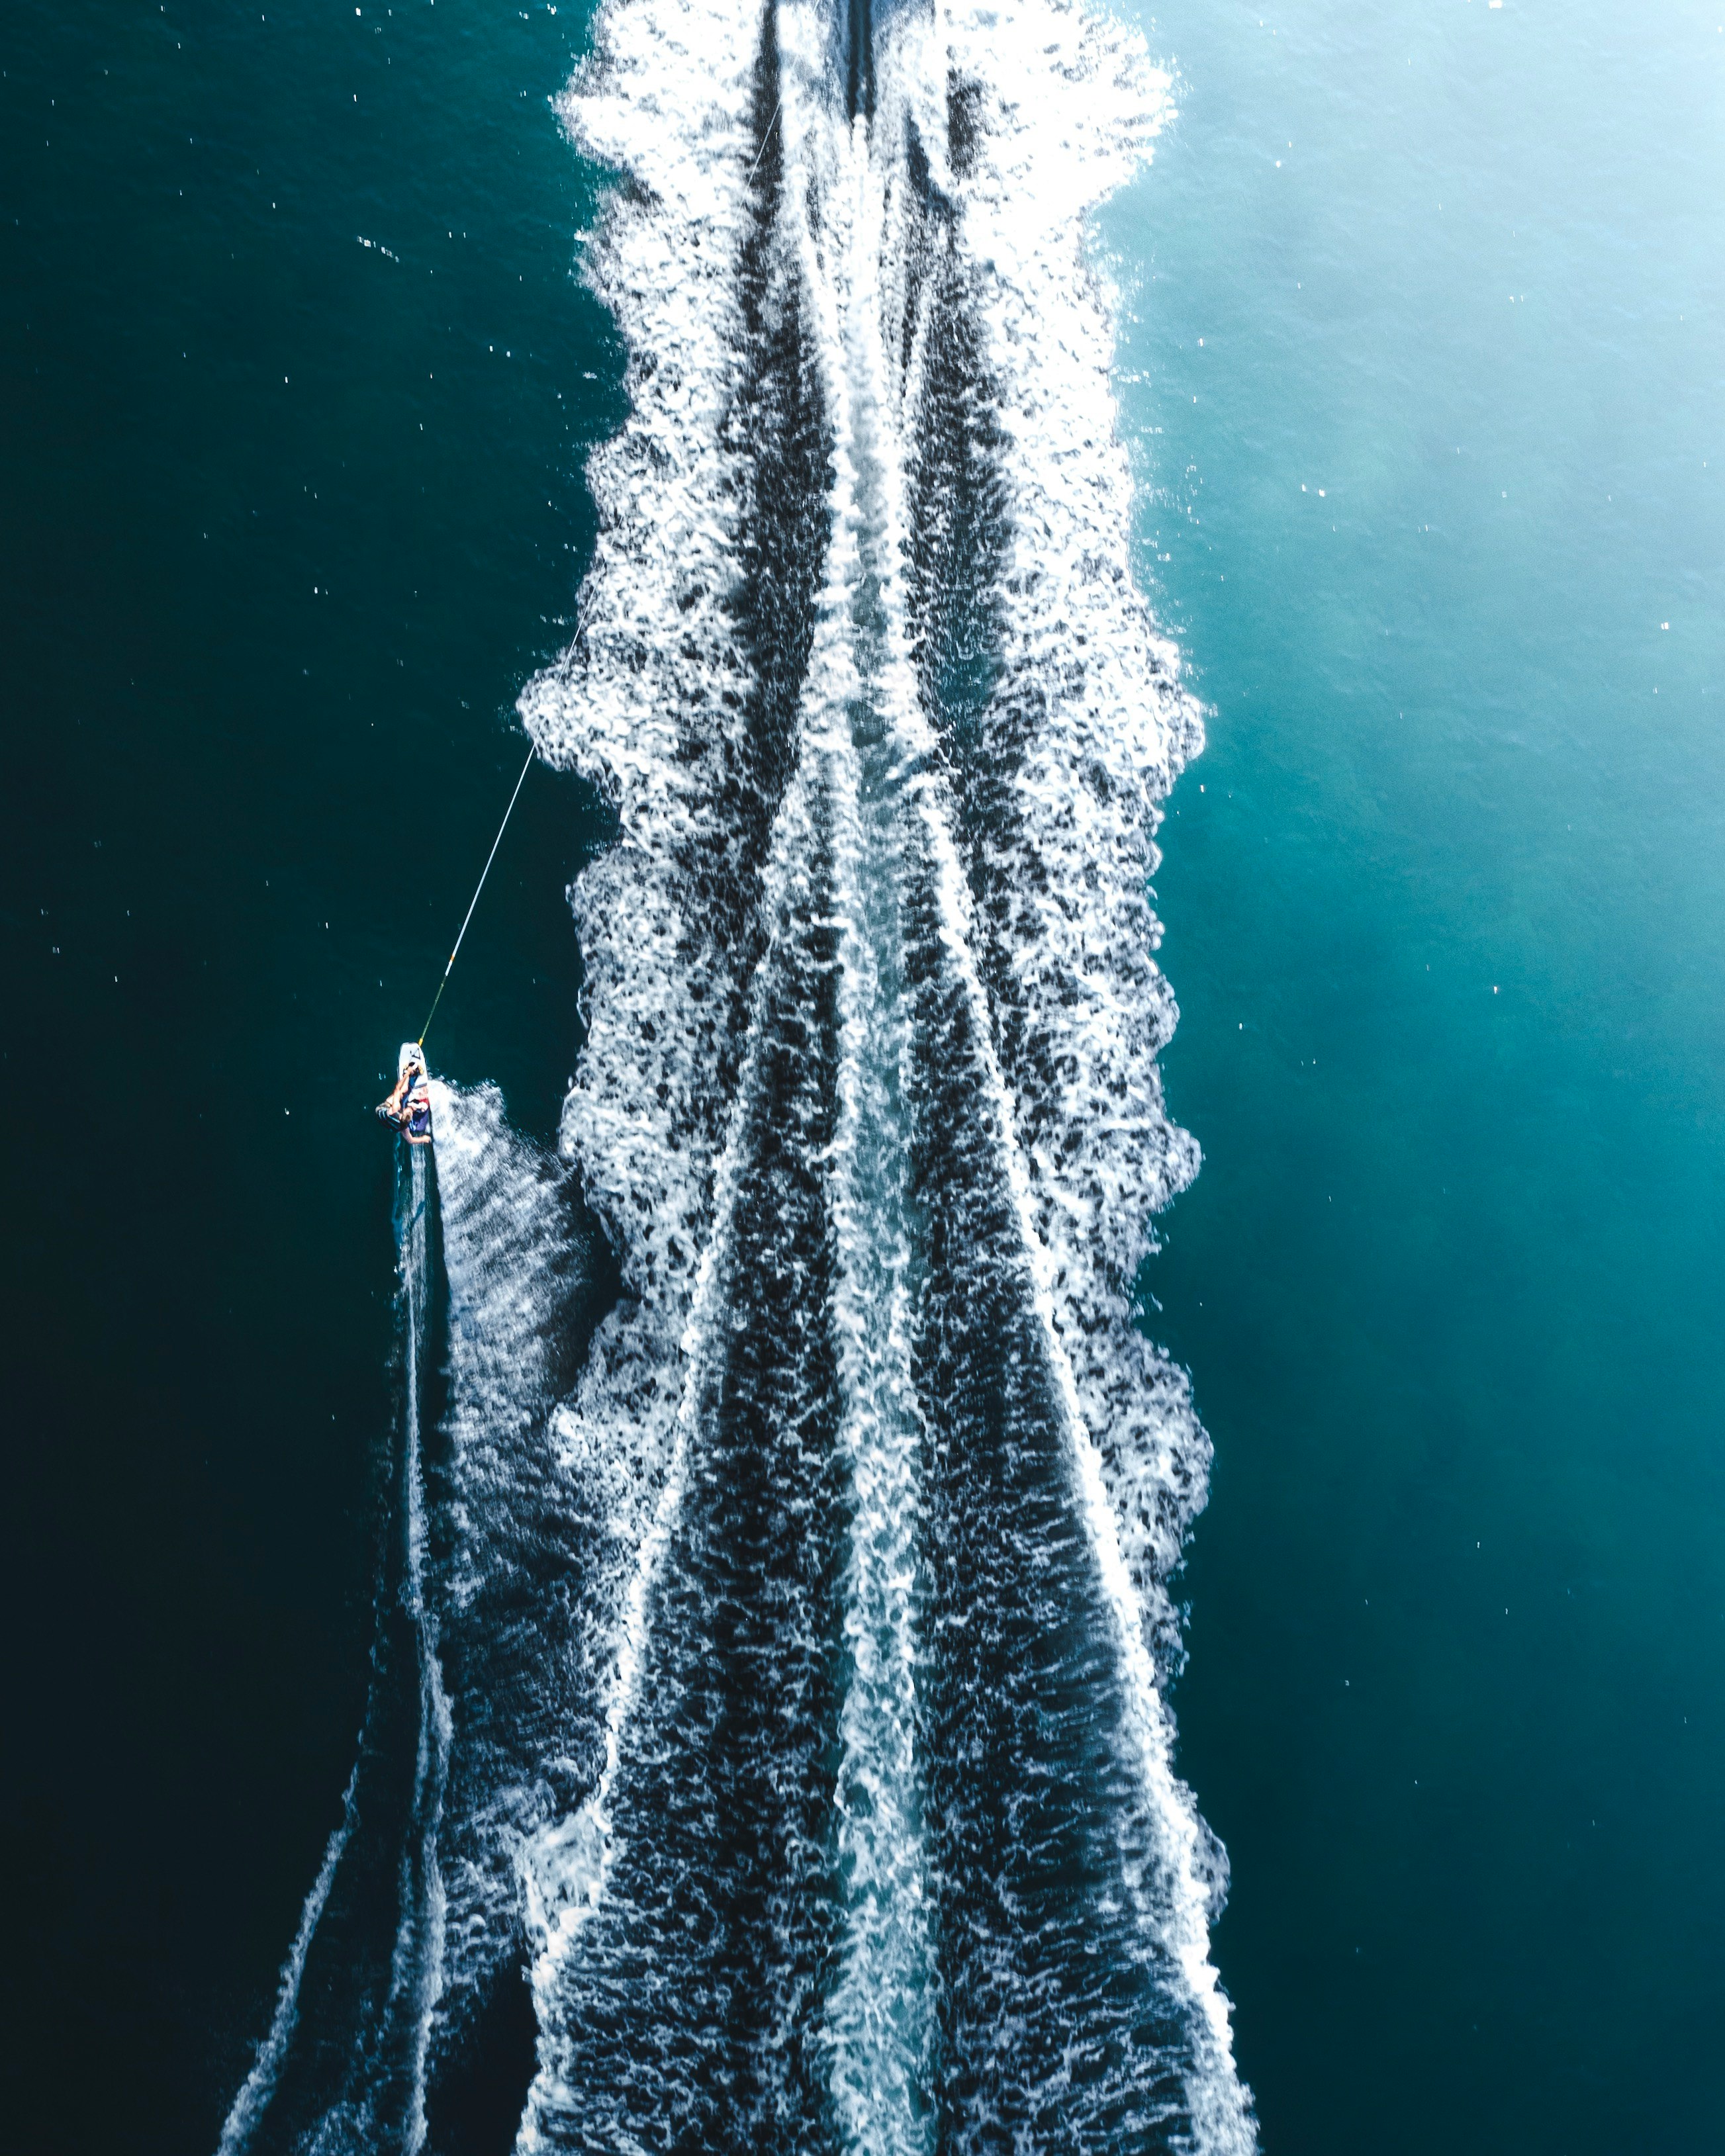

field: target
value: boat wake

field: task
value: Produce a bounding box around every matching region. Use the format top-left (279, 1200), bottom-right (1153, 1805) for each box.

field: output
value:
top-left (217, 1091), bottom-right (604, 2156)
top-left (221, 0), bottom-right (1253, 2148)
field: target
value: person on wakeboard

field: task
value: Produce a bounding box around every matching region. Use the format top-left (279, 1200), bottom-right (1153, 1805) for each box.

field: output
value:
top-left (377, 1044), bottom-right (432, 1145)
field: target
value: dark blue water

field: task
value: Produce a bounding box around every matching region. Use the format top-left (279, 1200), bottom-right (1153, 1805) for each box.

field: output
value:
top-left (1, 5), bottom-right (612, 2146)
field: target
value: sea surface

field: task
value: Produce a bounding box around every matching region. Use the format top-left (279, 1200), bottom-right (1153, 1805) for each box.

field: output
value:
top-left (1, 3), bottom-right (1720, 2155)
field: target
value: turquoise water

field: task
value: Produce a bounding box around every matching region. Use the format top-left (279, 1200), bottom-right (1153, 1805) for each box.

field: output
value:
top-left (3, 0), bottom-right (1722, 2149)
top-left (1107, 4), bottom-right (1725, 2149)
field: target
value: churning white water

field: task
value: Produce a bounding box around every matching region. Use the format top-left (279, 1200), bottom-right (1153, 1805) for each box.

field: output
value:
top-left (221, 1), bottom-right (1253, 2149)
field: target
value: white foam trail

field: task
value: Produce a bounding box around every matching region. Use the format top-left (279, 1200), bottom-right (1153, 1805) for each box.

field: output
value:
top-left (416, 1081), bottom-right (598, 2077)
top-left (514, 0), bottom-right (769, 2007)
top-left (941, 0), bottom-right (1213, 1639)
top-left (790, 87), bottom-right (936, 2150)
top-left (516, 0), bottom-right (1254, 2142)
top-left (512, 721), bottom-right (859, 2144)
top-left (216, 1770), bottom-right (361, 2156)
top-left (387, 1140), bottom-right (452, 2155)
top-left (512, 0), bottom-right (841, 2131)
top-left (908, 2), bottom-right (1250, 2134)
top-left (793, 6), bottom-right (1253, 2143)
top-left (217, 1138), bottom-right (453, 2156)
top-left (825, 758), bottom-right (936, 2156)
top-left (903, 777), bottom-right (1254, 2149)
top-left (511, 1396), bottom-right (694, 2108)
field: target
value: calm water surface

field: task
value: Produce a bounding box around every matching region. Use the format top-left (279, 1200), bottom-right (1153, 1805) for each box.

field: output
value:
top-left (1111, 4), bottom-right (1725, 2151)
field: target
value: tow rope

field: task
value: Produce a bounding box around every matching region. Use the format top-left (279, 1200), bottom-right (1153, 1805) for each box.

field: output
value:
top-left (416, 741), bottom-right (537, 1046)
top-left (747, 98), bottom-right (781, 181)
